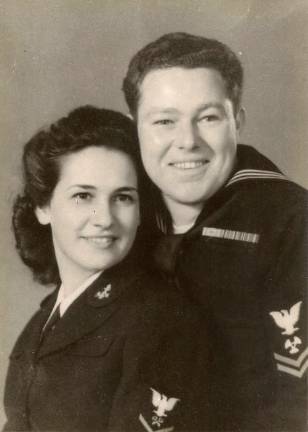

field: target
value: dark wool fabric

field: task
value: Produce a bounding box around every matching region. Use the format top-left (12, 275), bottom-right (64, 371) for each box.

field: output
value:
top-left (151, 145), bottom-right (308, 431)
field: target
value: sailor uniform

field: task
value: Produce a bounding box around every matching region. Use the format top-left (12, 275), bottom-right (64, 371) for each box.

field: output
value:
top-left (149, 145), bottom-right (308, 431)
top-left (3, 258), bottom-right (205, 431)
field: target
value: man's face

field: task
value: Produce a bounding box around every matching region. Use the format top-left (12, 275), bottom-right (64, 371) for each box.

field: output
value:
top-left (137, 67), bottom-right (243, 215)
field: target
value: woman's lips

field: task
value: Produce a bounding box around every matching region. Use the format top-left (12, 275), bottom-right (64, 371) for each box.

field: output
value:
top-left (82, 236), bottom-right (116, 247)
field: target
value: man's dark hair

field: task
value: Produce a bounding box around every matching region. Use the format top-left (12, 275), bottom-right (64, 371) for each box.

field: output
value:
top-left (123, 32), bottom-right (244, 116)
top-left (13, 105), bottom-right (141, 286)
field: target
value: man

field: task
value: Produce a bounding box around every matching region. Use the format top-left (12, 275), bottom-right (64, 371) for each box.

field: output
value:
top-left (123, 33), bottom-right (307, 431)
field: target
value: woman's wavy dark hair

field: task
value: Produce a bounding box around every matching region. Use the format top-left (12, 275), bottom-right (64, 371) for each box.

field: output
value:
top-left (13, 105), bottom-right (143, 286)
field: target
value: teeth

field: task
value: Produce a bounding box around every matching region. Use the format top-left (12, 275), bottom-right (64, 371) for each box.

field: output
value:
top-left (86, 237), bottom-right (114, 246)
top-left (172, 161), bottom-right (206, 169)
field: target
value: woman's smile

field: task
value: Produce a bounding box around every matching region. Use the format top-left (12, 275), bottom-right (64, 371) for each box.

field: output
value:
top-left (82, 235), bottom-right (117, 247)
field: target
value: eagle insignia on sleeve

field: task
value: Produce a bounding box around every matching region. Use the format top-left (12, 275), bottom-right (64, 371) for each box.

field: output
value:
top-left (269, 300), bottom-right (307, 378)
top-left (269, 301), bottom-right (302, 336)
top-left (150, 388), bottom-right (180, 418)
top-left (139, 388), bottom-right (180, 431)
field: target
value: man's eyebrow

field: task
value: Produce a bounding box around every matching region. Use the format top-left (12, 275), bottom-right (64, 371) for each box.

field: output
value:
top-left (145, 108), bottom-right (179, 116)
top-left (197, 102), bottom-right (225, 112)
top-left (144, 103), bottom-right (225, 117)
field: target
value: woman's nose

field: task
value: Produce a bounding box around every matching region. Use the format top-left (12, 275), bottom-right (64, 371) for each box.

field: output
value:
top-left (91, 203), bottom-right (113, 227)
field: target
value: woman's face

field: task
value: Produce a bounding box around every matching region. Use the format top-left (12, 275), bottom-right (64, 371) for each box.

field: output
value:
top-left (36, 146), bottom-right (140, 283)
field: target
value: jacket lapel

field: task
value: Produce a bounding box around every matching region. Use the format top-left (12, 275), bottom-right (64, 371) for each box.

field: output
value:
top-left (37, 269), bottom-right (141, 358)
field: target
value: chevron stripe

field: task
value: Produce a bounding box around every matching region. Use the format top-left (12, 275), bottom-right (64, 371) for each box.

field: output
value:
top-left (226, 169), bottom-right (288, 187)
top-left (277, 358), bottom-right (308, 378)
top-left (274, 347), bottom-right (308, 367)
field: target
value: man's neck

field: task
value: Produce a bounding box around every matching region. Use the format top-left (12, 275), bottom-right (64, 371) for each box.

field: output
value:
top-left (163, 196), bottom-right (203, 228)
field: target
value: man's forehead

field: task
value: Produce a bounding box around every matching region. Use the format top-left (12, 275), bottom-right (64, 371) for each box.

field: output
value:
top-left (137, 66), bottom-right (230, 113)
top-left (139, 102), bottom-right (226, 116)
top-left (140, 66), bottom-right (226, 92)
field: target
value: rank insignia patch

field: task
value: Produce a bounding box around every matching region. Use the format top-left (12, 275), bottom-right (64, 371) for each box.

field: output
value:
top-left (139, 388), bottom-right (179, 431)
top-left (270, 301), bottom-right (307, 378)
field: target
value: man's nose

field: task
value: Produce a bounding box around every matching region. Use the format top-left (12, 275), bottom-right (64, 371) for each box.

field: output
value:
top-left (176, 120), bottom-right (199, 150)
top-left (91, 202), bottom-right (113, 227)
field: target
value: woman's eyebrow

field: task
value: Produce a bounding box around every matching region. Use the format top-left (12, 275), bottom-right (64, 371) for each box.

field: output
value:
top-left (115, 186), bottom-right (138, 193)
top-left (67, 185), bottom-right (138, 192)
top-left (67, 184), bottom-right (96, 190)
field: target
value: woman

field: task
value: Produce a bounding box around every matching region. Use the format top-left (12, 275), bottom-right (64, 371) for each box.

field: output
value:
top-left (3, 106), bottom-right (205, 431)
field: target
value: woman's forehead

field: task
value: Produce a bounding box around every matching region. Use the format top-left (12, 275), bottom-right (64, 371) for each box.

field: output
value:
top-left (56, 146), bottom-right (137, 189)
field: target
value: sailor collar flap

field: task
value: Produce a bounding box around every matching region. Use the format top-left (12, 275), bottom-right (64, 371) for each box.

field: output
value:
top-left (225, 144), bottom-right (287, 188)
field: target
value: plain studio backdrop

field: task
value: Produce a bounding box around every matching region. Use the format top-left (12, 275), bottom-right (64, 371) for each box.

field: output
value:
top-left (1, 0), bottom-right (307, 426)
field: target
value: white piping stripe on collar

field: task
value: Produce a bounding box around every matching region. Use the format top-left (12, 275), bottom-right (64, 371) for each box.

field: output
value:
top-left (226, 169), bottom-right (288, 187)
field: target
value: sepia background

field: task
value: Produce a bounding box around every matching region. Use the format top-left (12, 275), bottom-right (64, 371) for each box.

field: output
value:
top-left (1, 0), bottom-right (308, 426)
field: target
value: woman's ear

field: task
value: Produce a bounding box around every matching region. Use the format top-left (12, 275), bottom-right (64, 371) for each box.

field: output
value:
top-left (35, 206), bottom-right (51, 225)
top-left (236, 107), bottom-right (246, 133)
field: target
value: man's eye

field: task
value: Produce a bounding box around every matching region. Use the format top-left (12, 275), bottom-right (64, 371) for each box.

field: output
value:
top-left (153, 119), bottom-right (174, 125)
top-left (199, 115), bottom-right (220, 122)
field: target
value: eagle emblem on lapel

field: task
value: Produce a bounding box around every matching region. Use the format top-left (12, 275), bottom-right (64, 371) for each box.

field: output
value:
top-left (94, 284), bottom-right (112, 300)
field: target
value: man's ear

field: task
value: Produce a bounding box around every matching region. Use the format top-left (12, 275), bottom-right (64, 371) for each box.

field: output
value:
top-left (236, 107), bottom-right (246, 133)
top-left (35, 206), bottom-right (51, 225)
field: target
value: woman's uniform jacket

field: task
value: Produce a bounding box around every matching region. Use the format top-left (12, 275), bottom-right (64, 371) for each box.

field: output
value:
top-left (3, 258), bottom-right (206, 431)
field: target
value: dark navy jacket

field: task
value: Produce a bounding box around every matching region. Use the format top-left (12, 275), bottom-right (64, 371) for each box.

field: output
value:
top-left (3, 259), bottom-right (206, 431)
top-left (149, 145), bottom-right (308, 431)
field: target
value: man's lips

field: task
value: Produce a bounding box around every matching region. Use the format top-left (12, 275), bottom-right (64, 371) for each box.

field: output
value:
top-left (169, 160), bottom-right (209, 170)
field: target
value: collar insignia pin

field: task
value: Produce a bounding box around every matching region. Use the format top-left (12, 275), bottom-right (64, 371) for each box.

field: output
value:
top-left (95, 284), bottom-right (112, 300)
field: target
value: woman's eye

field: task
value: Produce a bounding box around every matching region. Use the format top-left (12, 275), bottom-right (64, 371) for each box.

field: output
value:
top-left (114, 194), bottom-right (134, 204)
top-left (73, 192), bottom-right (92, 202)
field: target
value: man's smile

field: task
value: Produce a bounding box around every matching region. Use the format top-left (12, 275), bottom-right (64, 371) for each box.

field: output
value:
top-left (169, 160), bottom-right (209, 170)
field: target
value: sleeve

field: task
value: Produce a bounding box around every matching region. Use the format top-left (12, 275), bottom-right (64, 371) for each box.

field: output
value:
top-left (266, 200), bottom-right (308, 431)
top-left (108, 293), bottom-right (209, 432)
top-left (3, 350), bottom-right (30, 432)
top-left (2, 311), bottom-right (43, 432)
